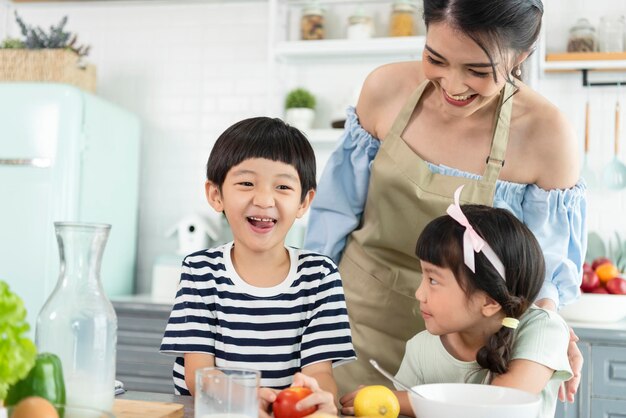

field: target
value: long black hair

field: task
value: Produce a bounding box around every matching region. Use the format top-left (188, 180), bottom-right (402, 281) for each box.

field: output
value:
top-left (423, 0), bottom-right (543, 84)
top-left (416, 204), bottom-right (545, 375)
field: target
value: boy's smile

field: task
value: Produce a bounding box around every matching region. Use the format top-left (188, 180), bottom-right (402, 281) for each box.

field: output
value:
top-left (206, 157), bottom-right (313, 256)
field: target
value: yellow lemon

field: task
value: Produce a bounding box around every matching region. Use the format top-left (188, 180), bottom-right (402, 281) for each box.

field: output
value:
top-left (354, 385), bottom-right (400, 418)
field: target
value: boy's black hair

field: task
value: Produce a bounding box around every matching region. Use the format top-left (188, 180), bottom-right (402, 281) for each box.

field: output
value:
top-left (416, 204), bottom-right (545, 376)
top-left (206, 117), bottom-right (316, 202)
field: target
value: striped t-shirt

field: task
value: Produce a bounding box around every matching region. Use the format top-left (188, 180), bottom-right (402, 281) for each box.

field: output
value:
top-left (160, 241), bottom-right (356, 394)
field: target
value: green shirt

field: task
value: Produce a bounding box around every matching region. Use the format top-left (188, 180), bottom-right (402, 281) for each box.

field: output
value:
top-left (395, 306), bottom-right (573, 418)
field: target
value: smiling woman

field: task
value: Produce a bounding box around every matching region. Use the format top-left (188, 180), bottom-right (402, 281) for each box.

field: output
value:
top-left (303, 0), bottom-right (586, 400)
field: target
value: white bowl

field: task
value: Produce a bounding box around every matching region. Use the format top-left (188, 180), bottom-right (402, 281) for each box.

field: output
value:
top-left (409, 383), bottom-right (541, 418)
top-left (559, 293), bottom-right (626, 323)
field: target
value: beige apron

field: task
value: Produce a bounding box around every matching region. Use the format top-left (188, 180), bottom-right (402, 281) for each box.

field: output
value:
top-left (334, 80), bottom-right (515, 395)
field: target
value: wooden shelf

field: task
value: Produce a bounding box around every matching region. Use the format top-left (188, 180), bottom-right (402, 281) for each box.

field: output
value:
top-left (274, 36), bottom-right (425, 61)
top-left (544, 52), bottom-right (626, 72)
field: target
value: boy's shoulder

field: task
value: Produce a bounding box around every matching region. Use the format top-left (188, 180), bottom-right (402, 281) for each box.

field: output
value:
top-left (289, 247), bottom-right (339, 270)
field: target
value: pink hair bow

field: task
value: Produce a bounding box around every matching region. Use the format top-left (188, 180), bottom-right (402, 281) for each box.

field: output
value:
top-left (446, 185), bottom-right (506, 280)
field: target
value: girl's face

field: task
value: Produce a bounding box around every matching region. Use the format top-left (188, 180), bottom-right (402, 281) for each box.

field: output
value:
top-left (416, 260), bottom-right (488, 336)
top-left (422, 21), bottom-right (514, 117)
top-left (206, 158), bottom-right (313, 255)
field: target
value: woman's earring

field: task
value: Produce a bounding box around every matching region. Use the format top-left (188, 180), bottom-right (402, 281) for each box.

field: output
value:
top-left (514, 66), bottom-right (522, 77)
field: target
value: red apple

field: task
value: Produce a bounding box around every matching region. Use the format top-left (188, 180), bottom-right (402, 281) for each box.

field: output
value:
top-left (581, 270), bottom-right (601, 292)
top-left (273, 387), bottom-right (317, 418)
top-left (583, 262), bottom-right (593, 273)
top-left (591, 286), bottom-right (610, 294)
top-left (592, 257), bottom-right (612, 271)
top-left (606, 277), bottom-right (626, 295)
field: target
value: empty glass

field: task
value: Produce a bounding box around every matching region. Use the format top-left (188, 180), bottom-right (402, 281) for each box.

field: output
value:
top-left (598, 16), bottom-right (624, 52)
top-left (195, 367), bottom-right (260, 418)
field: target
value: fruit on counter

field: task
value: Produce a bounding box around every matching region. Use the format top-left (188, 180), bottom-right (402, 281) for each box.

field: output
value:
top-left (581, 269), bottom-right (600, 292)
top-left (273, 387), bottom-right (317, 418)
top-left (5, 352), bottom-right (66, 414)
top-left (10, 396), bottom-right (59, 418)
top-left (606, 277), bottom-right (626, 294)
top-left (595, 263), bottom-right (620, 284)
top-left (353, 385), bottom-right (400, 418)
top-left (591, 256), bottom-right (612, 271)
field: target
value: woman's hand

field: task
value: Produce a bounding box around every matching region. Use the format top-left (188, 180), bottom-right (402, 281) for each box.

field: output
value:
top-left (291, 372), bottom-right (338, 416)
top-left (259, 387), bottom-right (279, 418)
top-left (338, 386), bottom-right (364, 416)
top-left (559, 327), bottom-right (583, 402)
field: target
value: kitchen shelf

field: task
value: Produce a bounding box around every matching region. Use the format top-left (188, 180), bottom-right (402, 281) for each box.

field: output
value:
top-left (274, 36), bottom-right (425, 61)
top-left (543, 52), bottom-right (626, 72)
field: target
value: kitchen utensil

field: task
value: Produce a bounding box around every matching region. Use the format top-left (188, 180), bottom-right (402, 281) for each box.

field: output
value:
top-left (580, 93), bottom-right (598, 188)
top-left (602, 94), bottom-right (626, 190)
top-left (408, 383), bottom-right (541, 418)
top-left (369, 359), bottom-right (423, 398)
top-left (114, 399), bottom-right (184, 418)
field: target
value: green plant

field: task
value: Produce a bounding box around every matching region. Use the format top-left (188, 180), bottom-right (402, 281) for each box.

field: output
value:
top-left (285, 88), bottom-right (316, 109)
top-left (12, 12), bottom-right (90, 57)
top-left (0, 38), bottom-right (25, 49)
top-left (0, 280), bottom-right (37, 403)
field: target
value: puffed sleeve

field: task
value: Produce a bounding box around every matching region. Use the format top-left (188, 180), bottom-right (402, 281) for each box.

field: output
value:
top-left (520, 181), bottom-right (587, 309)
top-left (303, 107), bottom-right (380, 263)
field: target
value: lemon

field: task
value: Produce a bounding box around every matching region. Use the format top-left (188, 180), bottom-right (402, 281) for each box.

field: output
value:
top-left (354, 385), bottom-right (400, 418)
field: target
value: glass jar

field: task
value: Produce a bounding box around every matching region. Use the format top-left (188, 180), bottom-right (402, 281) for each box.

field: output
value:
top-left (598, 16), bottom-right (624, 52)
top-left (301, 2), bottom-right (325, 40)
top-left (389, 0), bottom-right (416, 37)
top-left (347, 7), bottom-right (374, 40)
top-left (36, 222), bottom-right (117, 411)
top-left (567, 18), bottom-right (598, 52)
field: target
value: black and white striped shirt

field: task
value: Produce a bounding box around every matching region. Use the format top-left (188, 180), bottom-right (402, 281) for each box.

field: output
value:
top-left (160, 241), bottom-right (356, 394)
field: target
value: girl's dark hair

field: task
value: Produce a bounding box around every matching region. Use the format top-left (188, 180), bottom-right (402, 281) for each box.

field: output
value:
top-left (416, 204), bottom-right (545, 375)
top-left (206, 117), bottom-right (316, 202)
top-left (423, 0), bottom-right (543, 84)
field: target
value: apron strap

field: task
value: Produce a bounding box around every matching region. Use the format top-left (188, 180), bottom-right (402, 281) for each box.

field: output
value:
top-left (481, 82), bottom-right (515, 185)
top-left (386, 80), bottom-right (430, 140)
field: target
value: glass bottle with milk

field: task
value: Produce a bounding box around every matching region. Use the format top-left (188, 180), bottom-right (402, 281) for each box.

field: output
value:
top-left (36, 222), bottom-right (117, 411)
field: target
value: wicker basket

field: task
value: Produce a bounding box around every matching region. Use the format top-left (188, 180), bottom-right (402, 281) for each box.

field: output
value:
top-left (0, 49), bottom-right (96, 92)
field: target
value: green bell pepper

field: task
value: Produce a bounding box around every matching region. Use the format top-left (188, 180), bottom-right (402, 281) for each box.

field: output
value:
top-left (5, 352), bottom-right (66, 410)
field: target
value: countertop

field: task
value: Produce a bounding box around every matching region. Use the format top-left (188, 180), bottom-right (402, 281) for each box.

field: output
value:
top-left (118, 391), bottom-right (194, 417)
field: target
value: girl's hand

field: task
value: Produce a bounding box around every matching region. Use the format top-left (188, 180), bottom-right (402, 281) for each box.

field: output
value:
top-left (291, 372), bottom-right (338, 416)
top-left (259, 387), bottom-right (279, 418)
top-left (338, 386), bottom-right (364, 416)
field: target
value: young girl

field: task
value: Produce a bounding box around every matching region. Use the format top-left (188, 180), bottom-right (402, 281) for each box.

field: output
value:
top-left (340, 186), bottom-right (572, 418)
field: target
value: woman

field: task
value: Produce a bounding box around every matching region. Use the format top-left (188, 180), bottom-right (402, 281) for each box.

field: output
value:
top-left (304, 0), bottom-right (585, 401)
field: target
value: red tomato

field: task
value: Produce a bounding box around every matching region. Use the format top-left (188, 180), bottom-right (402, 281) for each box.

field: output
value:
top-left (273, 387), bottom-right (317, 418)
top-left (581, 270), bottom-right (601, 292)
top-left (606, 277), bottom-right (626, 295)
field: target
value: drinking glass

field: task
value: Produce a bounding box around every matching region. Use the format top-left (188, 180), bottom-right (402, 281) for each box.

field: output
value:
top-left (195, 367), bottom-right (260, 418)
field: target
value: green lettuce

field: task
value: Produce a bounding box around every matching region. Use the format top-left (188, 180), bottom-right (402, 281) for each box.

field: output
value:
top-left (0, 280), bottom-right (37, 403)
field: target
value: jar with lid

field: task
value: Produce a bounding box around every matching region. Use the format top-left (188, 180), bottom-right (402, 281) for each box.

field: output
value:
top-left (598, 15), bottom-right (624, 52)
top-left (567, 18), bottom-right (597, 52)
top-left (389, 0), bottom-right (416, 37)
top-left (301, 1), bottom-right (325, 40)
top-left (347, 6), bottom-right (374, 40)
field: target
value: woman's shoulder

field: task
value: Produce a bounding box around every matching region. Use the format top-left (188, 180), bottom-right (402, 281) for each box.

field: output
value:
top-left (512, 84), bottom-right (579, 189)
top-left (357, 61), bottom-right (425, 138)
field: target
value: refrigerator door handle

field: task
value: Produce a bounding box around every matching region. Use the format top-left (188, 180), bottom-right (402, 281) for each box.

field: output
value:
top-left (0, 158), bottom-right (52, 168)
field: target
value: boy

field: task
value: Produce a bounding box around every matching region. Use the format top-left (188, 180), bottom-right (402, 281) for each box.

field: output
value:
top-left (160, 117), bottom-right (355, 405)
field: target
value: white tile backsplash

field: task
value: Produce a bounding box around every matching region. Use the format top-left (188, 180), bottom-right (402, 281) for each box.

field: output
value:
top-left (5, 0), bottom-right (626, 294)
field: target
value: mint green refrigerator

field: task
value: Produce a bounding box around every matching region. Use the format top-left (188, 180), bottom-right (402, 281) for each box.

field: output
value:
top-left (0, 83), bottom-right (141, 331)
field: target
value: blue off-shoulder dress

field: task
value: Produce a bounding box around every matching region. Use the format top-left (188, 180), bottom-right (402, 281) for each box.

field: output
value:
top-left (304, 107), bottom-right (587, 309)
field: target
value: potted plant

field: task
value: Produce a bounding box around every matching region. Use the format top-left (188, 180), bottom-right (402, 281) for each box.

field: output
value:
top-left (0, 12), bottom-right (95, 92)
top-left (0, 280), bottom-right (37, 416)
top-left (285, 88), bottom-right (316, 130)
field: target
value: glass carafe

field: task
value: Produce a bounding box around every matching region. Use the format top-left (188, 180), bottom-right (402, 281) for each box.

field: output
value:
top-left (36, 222), bottom-right (117, 411)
